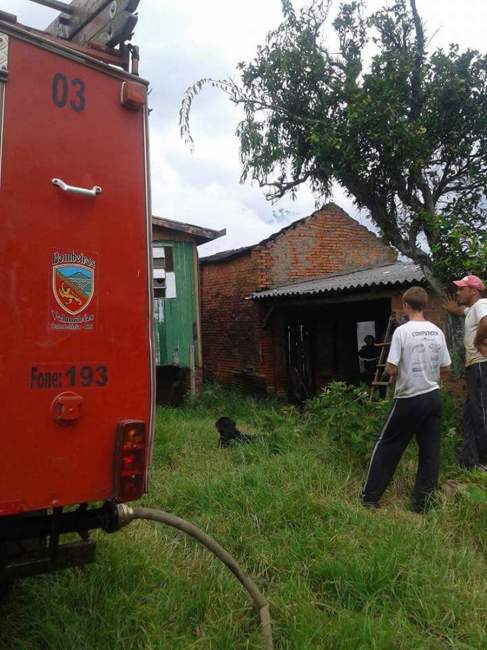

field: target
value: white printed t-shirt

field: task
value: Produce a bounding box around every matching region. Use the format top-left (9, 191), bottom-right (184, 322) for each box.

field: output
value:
top-left (464, 299), bottom-right (487, 367)
top-left (387, 320), bottom-right (451, 399)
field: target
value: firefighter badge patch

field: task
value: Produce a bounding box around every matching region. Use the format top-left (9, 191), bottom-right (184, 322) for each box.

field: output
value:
top-left (53, 264), bottom-right (94, 315)
top-left (50, 252), bottom-right (97, 330)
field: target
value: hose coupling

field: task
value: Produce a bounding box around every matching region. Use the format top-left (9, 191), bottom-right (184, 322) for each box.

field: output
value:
top-left (115, 504), bottom-right (136, 529)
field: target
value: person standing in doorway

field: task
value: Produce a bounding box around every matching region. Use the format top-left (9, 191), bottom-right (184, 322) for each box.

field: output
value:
top-left (445, 275), bottom-right (487, 469)
top-left (362, 287), bottom-right (451, 512)
top-left (358, 335), bottom-right (380, 375)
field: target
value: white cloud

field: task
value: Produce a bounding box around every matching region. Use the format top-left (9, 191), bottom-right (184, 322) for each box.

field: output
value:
top-left (4, 0), bottom-right (487, 253)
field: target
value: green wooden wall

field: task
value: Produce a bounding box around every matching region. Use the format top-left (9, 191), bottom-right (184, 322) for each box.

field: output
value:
top-left (153, 241), bottom-right (196, 368)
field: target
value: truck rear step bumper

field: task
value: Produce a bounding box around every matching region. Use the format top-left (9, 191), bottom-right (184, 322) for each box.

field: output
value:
top-left (2, 539), bottom-right (96, 581)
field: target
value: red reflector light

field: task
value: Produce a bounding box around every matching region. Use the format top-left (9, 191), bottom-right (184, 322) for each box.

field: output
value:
top-left (113, 420), bottom-right (147, 502)
top-left (121, 81), bottom-right (146, 110)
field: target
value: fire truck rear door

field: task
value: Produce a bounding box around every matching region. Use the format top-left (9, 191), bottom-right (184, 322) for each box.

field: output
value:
top-left (0, 30), bottom-right (154, 515)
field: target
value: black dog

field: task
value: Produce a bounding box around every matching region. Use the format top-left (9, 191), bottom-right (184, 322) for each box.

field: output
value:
top-left (216, 417), bottom-right (253, 448)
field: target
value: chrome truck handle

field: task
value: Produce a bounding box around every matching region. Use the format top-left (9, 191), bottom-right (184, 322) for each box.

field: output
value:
top-left (52, 178), bottom-right (102, 197)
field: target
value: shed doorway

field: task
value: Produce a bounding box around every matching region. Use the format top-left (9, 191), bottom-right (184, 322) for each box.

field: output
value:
top-left (284, 298), bottom-right (390, 401)
top-left (287, 323), bottom-right (314, 403)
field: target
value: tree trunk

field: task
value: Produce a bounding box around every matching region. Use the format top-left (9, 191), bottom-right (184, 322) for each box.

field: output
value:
top-left (445, 312), bottom-right (465, 377)
top-left (420, 266), bottom-right (464, 376)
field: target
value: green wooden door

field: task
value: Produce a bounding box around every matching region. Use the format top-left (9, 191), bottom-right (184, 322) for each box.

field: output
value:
top-left (153, 241), bottom-right (196, 368)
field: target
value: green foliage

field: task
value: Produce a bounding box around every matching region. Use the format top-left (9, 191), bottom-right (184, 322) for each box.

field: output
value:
top-left (181, 0), bottom-right (487, 289)
top-left (465, 485), bottom-right (487, 504)
top-left (184, 381), bottom-right (260, 417)
top-left (4, 387), bottom-right (487, 649)
top-left (303, 382), bottom-right (462, 470)
top-left (438, 389), bottom-right (463, 473)
top-left (432, 212), bottom-right (487, 282)
top-left (305, 382), bottom-right (391, 458)
top-left (250, 405), bottom-right (302, 454)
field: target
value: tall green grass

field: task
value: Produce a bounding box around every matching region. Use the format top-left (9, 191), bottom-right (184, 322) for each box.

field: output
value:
top-left (2, 386), bottom-right (487, 649)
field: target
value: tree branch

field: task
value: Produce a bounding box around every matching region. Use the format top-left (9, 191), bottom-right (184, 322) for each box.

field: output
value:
top-left (409, 0), bottom-right (425, 121)
top-left (263, 171), bottom-right (314, 200)
top-left (432, 155), bottom-right (455, 203)
top-left (233, 97), bottom-right (322, 127)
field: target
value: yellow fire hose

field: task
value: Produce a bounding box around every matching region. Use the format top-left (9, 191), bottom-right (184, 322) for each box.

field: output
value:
top-left (116, 505), bottom-right (274, 650)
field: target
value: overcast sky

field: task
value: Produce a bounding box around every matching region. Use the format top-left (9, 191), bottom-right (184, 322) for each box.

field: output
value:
top-left (3, 0), bottom-right (487, 254)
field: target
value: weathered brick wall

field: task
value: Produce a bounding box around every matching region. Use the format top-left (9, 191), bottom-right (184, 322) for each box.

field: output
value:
top-left (201, 251), bottom-right (263, 386)
top-left (391, 291), bottom-right (443, 326)
top-left (201, 205), bottom-right (399, 394)
top-left (267, 205), bottom-right (397, 288)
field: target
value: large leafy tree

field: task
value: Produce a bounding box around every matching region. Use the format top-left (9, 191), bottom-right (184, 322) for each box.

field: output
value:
top-left (181, 0), bottom-right (487, 294)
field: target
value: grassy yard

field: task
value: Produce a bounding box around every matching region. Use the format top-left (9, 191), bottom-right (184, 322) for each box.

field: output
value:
top-left (2, 386), bottom-right (487, 649)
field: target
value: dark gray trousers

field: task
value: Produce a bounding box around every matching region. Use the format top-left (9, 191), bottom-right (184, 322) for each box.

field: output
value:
top-left (459, 363), bottom-right (487, 468)
top-left (362, 390), bottom-right (443, 508)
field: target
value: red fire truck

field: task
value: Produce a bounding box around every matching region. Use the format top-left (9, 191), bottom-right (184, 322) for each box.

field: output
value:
top-left (0, 3), bottom-right (154, 595)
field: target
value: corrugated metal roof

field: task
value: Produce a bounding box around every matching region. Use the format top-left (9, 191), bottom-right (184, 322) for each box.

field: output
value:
top-left (251, 262), bottom-right (425, 300)
top-left (152, 216), bottom-right (226, 245)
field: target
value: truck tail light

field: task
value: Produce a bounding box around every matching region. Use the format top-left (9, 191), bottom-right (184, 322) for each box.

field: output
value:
top-left (113, 420), bottom-right (147, 502)
top-left (121, 81), bottom-right (146, 110)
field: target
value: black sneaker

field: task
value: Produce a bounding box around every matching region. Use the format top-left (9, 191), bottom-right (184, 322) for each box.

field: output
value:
top-left (362, 500), bottom-right (380, 509)
top-left (410, 494), bottom-right (435, 514)
top-left (410, 502), bottom-right (427, 514)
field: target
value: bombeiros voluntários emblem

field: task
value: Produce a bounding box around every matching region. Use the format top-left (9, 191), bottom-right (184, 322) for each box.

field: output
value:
top-left (52, 251), bottom-right (95, 316)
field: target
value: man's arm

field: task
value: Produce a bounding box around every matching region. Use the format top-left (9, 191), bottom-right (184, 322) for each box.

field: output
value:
top-left (385, 329), bottom-right (401, 380)
top-left (475, 316), bottom-right (487, 356)
top-left (440, 366), bottom-right (450, 382)
top-left (385, 363), bottom-right (398, 377)
top-left (474, 316), bottom-right (487, 346)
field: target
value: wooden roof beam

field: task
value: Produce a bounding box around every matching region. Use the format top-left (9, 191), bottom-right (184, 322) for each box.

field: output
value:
top-left (26, 0), bottom-right (76, 14)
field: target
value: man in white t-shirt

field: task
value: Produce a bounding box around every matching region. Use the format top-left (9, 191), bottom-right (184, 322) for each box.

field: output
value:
top-left (362, 286), bottom-right (451, 512)
top-left (446, 275), bottom-right (487, 469)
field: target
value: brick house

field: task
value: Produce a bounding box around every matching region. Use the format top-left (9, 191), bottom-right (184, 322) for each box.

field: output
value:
top-left (200, 204), bottom-right (438, 400)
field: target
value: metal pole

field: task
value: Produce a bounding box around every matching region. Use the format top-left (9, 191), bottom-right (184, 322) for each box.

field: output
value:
top-left (27, 0), bottom-right (76, 15)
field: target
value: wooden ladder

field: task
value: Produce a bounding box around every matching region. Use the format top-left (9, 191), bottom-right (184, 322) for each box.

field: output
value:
top-left (370, 313), bottom-right (397, 401)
